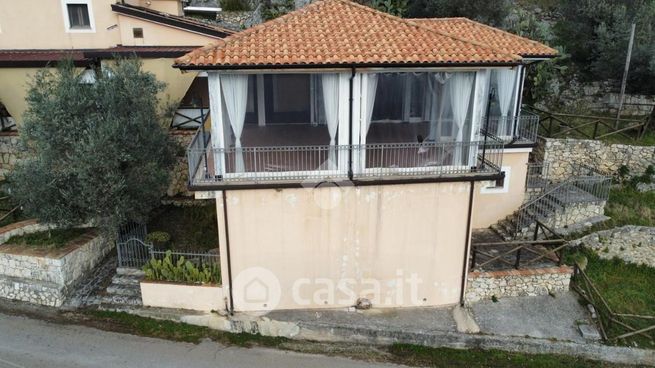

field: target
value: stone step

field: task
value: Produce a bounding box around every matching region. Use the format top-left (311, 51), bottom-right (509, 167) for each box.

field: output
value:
top-left (111, 275), bottom-right (142, 286)
top-left (99, 294), bottom-right (142, 307)
top-left (116, 267), bottom-right (145, 277)
top-left (106, 285), bottom-right (141, 297)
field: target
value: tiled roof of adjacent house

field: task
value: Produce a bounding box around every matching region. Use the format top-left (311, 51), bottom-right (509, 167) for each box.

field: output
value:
top-left (411, 18), bottom-right (558, 58)
top-left (174, 0), bottom-right (525, 69)
top-left (0, 50), bottom-right (90, 67)
top-left (0, 47), bottom-right (200, 67)
top-left (111, 3), bottom-right (235, 38)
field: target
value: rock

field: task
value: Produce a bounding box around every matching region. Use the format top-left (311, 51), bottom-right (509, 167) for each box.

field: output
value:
top-left (355, 297), bottom-right (372, 310)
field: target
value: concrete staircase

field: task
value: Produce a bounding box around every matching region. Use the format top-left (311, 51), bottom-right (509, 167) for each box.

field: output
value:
top-left (491, 175), bottom-right (610, 241)
top-left (97, 268), bottom-right (144, 309)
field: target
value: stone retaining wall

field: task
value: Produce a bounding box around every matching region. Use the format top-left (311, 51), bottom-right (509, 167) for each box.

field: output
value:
top-left (167, 131), bottom-right (195, 198)
top-left (535, 137), bottom-right (655, 180)
top-left (0, 222), bottom-right (113, 307)
top-left (465, 266), bottom-right (573, 304)
top-left (558, 81), bottom-right (655, 116)
top-left (0, 132), bottom-right (22, 180)
top-left (570, 225), bottom-right (655, 268)
top-left (0, 130), bottom-right (195, 198)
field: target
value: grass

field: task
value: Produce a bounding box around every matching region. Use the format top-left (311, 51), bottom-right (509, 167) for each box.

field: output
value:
top-left (83, 311), bottom-right (632, 367)
top-left (6, 228), bottom-right (87, 248)
top-left (603, 186), bottom-right (655, 227)
top-left (568, 249), bottom-right (655, 348)
top-left (85, 310), bottom-right (288, 347)
top-left (147, 203), bottom-right (218, 251)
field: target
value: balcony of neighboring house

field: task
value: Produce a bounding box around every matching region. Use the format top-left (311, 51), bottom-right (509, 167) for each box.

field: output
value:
top-left (187, 71), bottom-right (506, 188)
top-left (170, 75), bottom-right (210, 130)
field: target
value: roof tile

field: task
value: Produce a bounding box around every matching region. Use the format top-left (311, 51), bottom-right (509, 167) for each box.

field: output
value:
top-left (412, 18), bottom-right (558, 57)
top-left (175, 0), bottom-right (523, 68)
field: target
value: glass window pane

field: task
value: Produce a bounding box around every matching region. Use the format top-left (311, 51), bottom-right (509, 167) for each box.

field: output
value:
top-left (67, 4), bottom-right (90, 28)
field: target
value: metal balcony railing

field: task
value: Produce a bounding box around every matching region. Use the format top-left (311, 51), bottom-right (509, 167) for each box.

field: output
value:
top-left (187, 136), bottom-right (504, 187)
top-left (483, 111), bottom-right (540, 144)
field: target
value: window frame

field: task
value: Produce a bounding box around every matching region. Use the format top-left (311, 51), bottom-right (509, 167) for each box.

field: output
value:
top-left (61, 0), bottom-right (95, 33)
top-left (481, 166), bottom-right (511, 194)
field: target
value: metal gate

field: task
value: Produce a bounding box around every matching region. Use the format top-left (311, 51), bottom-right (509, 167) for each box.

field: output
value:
top-left (116, 222), bottom-right (152, 268)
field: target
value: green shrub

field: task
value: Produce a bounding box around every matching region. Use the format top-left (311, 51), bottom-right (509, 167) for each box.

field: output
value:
top-left (143, 251), bottom-right (220, 285)
top-left (221, 0), bottom-right (250, 11)
top-left (145, 231), bottom-right (171, 249)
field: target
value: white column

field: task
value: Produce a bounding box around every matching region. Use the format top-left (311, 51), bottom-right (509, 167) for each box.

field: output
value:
top-left (470, 69), bottom-right (488, 167)
top-left (337, 72), bottom-right (350, 174)
top-left (207, 72), bottom-right (226, 177)
top-left (350, 73), bottom-right (366, 174)
top-left (512, 65), bottom-right (524, 130)
top-left (256, 74), bottom-right (266, 127)
top-left (402, 75), bottom-right (412, 121)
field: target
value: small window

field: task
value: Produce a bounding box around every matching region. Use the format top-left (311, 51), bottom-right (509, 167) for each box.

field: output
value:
top-left (67, 4), bottom-right (91, 29)
top-left (133, 28), bottom-right (144, 38)
top-left (493, 175), bottom-right (506, 189)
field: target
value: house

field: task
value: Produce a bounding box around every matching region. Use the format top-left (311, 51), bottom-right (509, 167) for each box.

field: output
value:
top-left (174, 0), bottom-right (558, 312)
top-left (0, 0), bottom-right (235, 130)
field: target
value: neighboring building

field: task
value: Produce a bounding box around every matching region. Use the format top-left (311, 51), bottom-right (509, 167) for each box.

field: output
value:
top-left (175, 0), bottom-right (557, 312)
top-left (0, 0), bottom-right (234, 129)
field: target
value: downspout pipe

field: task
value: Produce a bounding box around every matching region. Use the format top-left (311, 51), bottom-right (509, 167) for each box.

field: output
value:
top-left (222, 190), bottom-right (234, 315)
top-left (459, 180), bottom-right (475, 306)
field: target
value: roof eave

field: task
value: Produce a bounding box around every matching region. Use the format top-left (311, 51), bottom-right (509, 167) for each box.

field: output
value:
top-left (173, 60), bottom-right (522, 71)
top-left (110, 3), bottom-right (234, 39)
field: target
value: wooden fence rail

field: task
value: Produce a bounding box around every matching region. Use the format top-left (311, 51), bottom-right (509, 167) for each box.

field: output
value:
top-left (471, 221), bottom-right (567, 270)
top-left (524, 105), bottom-right (653, 141)
top-left (571, 262), bottom-right (655, 343)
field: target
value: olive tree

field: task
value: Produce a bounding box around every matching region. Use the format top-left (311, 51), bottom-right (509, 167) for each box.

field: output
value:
top-left (9, 58), bottom-right (174, 232)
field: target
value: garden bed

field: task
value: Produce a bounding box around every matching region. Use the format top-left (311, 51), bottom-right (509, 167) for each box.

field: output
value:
top-left (147, 203), bottom-right (218, 252)
top-left (0, 221), bottom-right (112, 307)
top-left (140, 281), bottom-right (225, 311)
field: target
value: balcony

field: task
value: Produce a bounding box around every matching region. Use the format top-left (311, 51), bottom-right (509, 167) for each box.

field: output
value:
top-left (187, 131), bottom-right (504, 188)
top-left (483, 110), bottom-right (540, 145)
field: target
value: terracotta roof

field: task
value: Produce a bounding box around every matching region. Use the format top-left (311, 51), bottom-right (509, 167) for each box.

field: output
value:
top-left (0, 50), bottom-right (90, 67)
top-left (0, 47), bottom-right (200, 68)
top-left (111, 3), bottom-right (235, 38)
top-left (174, 0), bottom-right (522, 69)
top-left (411, 18), bottom-right (558, 58)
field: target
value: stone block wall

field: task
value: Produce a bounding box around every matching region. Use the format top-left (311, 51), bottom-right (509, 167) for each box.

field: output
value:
top-left (167, 130), bottom-right (195, 198)
top-left (0, 222), bottom-right (113, 307)
top-left (558, 81), bottom-right (655, 116)
top-left (465, 266), bottom-right (573, 304)
top-left (0, 130), bottom-right (195, 198)
top-left (535, 138), bottom-right (655, 180)
top-left (0, 132), bottom-right (23, 180)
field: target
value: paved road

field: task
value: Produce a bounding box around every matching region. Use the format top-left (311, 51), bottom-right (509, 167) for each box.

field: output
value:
top-left (0, 313), bottom-right (401, 368)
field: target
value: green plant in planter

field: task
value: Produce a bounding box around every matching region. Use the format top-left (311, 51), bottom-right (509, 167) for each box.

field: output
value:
top-left (145, 231), bottom-right (171, 249)
top-left (143, 251), bottom-right (220, 285)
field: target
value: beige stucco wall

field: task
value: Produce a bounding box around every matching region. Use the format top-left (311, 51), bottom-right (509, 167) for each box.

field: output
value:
top-left (140, 58), bottom-right (198, 108)
top-left (0, 68), bottom-right (41, 125)
top-left (0, 0), bottom-right (121, 49)
top-left (116, 15), bottom-right (215, 46)
top-left (141, 282), bottom-right (225, 311)
top-left (472, 149), bottom-right (531, 229)
top-left (0, 0), bottom-right (215, 49)
top-left (0, 60), bottom-right (196, 127)
top-left (215, 182), bottom-right (473, 312)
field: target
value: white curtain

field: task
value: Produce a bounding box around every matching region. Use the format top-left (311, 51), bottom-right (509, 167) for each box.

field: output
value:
top-left (495, 69), bottom-right (517, 136)
top-left (220, 74), bottom-right (249, 173)
top-left (427, 72), bottom-right (451, 141)
top-left (322, 74), bottom-right (340, 170)
top-left (448, 73), bottom-right (475, 165)
top-left (363, 74), bottom-right (378, 135)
